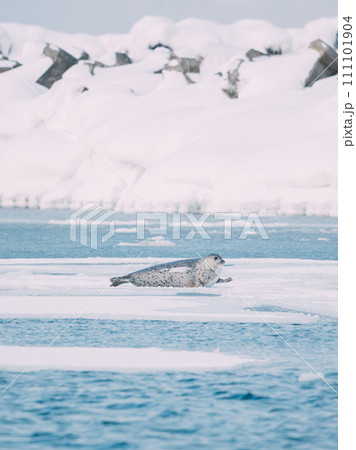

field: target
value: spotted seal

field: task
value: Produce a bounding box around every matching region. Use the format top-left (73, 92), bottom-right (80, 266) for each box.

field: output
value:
top-left (110, 254), bottom-right (232, 288)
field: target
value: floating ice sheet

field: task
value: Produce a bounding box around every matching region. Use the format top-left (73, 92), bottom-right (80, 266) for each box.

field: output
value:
top-left (0, 258), bottom-right (337, 321)
top-left (0, 345), bottom-right (256, 372)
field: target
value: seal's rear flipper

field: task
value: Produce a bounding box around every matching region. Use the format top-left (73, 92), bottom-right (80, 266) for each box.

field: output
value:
top-left (216, 277), bottom-right (232, 284)
top-left (110, 276), bottom-right (130, 287)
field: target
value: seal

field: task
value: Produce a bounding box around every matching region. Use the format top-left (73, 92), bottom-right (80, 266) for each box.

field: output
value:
top-left (110, 254), bottom-right (232, 288)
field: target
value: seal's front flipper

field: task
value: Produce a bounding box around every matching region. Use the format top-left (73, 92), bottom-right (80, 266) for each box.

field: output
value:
top-left (216, 277), bottom-right (232, 284)
top-left (110, 276), bottom-right (130, 287)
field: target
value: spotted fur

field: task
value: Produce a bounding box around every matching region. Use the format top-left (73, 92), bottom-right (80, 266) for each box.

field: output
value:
top-left (110, 254), bottom-right (231, 288)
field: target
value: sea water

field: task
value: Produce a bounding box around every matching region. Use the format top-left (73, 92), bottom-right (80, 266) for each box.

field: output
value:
top-left (0, 210), bottom-right (337, 449)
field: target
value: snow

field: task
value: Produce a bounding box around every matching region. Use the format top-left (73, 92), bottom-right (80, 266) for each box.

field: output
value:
top-left (0, 345), bottom-right (255, 372)
top-left (0, 26), bottom-right (11, 56)
top-left (0, 258), bottom-right (337, 321)
top-left (0, 17), bottom-right (337, 215)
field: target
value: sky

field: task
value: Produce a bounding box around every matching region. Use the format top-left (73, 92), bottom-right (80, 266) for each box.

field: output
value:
top-left (0, 0), bottom-right (337, 34)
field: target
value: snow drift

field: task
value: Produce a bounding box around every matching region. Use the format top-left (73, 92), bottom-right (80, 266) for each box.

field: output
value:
top-left (0, 17), bottom-right (337, 215)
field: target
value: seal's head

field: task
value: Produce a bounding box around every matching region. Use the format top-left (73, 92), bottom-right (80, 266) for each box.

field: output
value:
top-left (204, 254), bottom-right (225, 269)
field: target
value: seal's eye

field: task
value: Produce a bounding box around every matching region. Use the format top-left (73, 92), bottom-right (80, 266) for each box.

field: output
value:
top-left (214, 256), bottom-right (218, 260)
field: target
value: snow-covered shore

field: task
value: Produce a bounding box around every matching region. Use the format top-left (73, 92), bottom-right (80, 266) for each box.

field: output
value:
top-left (0, 17), bottom-right (337, 215)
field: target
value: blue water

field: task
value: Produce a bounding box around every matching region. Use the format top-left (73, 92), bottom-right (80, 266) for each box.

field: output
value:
top-left (0, 209), bottom-right (337, 260)
top-left (0, 210), bottom-right (337, 449)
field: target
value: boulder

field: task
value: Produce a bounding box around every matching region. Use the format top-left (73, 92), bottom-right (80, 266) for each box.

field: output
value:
top-left (304, 39), bottom-right (338, 88)
top-left (245, 49), bottom-right (267, 61)
top-left (266, 47), bottom-right (282, 56)
top-left (0, 56), bottom-right (21, 73)
top-left (163, 55), bottom-right (201, 74)
top-left (221, 59), bottom-right (244, 99)
top-left (162, 54), bottom-right (201, 83)
top-left (245, 47), bottom-right (281, 62)
top-left (36, 44), bottom-right (89, 88)
top-left (114, 52), bottom-right (133, 66)
top-left (85, 60), bottom-right (108, 75)
top-left (149, 43), bottom-right (173, 52)
top-left (85, 52), bottom-right (132, 75)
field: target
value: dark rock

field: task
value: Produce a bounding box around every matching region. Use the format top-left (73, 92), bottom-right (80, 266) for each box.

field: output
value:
top-left (163, 55), bottom-right (201, 74)
top-left (245, 47), bottom-right (281, 62)
top-left (85, 60), bottom-right (108, 75)
top-left (149, 43), bottom-right (173, 52)
top-left (304, 39), bottom-right (338, 88)
top-left (183, 74), bottom-right (195, 84)
top-left (221, 59), bottom-right (244, 99)
top-left (245, 49), bottom-right (267, 61)
top-left (85, 52), bottom-right (132, 75)
top-left (0, 56), bottom-right (21, 73)
top-left (114, 52), bottom-right (132, 66)
top-left (42, 43), bottom-right (60, 62)
top-left (79, 50), bottom-right (90, 61)
top-left (36, 44), bottom-right (87, 88)
top-left (42, 43), bottom-right (89, 64)
top-left (266, 47), bottom-right (282, 55)
top-left (163, 54), bottom-right (202, 84)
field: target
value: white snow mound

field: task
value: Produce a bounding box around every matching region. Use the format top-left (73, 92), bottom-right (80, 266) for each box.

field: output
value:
top-left (0, 17), bottom-right (337, 215)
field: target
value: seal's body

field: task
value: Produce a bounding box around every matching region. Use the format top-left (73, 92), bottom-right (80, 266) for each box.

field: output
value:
top-left (110, 254), bottom-right (232, 288)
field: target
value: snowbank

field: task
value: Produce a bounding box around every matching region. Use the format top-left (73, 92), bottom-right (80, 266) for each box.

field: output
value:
top-left (0, 17), bottom-right (337, 215)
